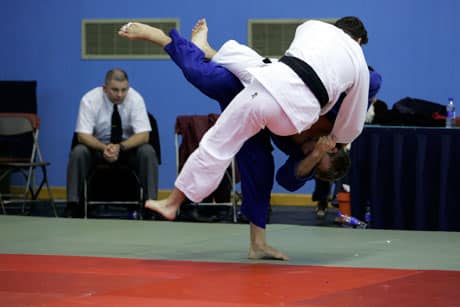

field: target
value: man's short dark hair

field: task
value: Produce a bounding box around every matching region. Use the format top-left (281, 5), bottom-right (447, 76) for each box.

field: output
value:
top-left (315, 148), bottom-right (351, 182)
top-left (105, 68), bottom-right (129, 84)
top-left (334, 16), bottom-right (368, 45)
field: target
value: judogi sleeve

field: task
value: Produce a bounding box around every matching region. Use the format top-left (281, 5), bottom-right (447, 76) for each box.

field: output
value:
top-left (276, 156), bottom-right (315, 192)
top-left (331, 69), bottom-right (369, 144)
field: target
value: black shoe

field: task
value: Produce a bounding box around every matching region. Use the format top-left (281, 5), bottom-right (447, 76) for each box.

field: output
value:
top-left (237, 211), bottom-right (249, 223)
top-left (315, 201), bottom-right (328, 220)
top-left (64, 205), bottom-right (73, 218)
top-left (65, 202), bottom-right (84, 218)
top-left (331, 198), bottom-right (339, 208)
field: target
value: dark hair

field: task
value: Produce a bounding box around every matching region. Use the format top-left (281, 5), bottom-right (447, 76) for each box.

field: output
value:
top-left (334, 16), bottom-right (368, 45)
top-left (315, 148), bottom-right (351, 182)
top-left (371, 99), bottom-right (389, 124)
top-left (105, 68), bottom-right (129, 84)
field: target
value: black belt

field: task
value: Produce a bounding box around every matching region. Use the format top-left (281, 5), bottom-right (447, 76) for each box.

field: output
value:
top-left (279, 55), bottom-right (329, 108)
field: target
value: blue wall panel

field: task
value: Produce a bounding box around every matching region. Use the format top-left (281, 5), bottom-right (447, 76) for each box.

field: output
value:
top-left (1, 0), bottom-right (459, 195)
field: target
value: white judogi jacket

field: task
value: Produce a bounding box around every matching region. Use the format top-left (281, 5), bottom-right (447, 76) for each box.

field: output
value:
top-left (213, 20), bottom-right (369, 144)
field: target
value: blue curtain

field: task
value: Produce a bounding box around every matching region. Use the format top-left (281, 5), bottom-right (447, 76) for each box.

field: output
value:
top-left (350, 126), bottom-right (460, 231)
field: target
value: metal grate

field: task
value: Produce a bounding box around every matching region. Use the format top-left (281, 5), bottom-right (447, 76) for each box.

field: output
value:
top-left (248, 18), bottom-right (337, 58)
top-left (82, 19), bottom-right (179, 59)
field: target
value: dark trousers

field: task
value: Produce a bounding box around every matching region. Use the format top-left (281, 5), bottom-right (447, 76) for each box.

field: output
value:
top-left (313, 176), bottom-right (349, 205)
top-left (312, 178), bottom-right (331, 203)
top-left (66, 143), bottom-right (158, 204)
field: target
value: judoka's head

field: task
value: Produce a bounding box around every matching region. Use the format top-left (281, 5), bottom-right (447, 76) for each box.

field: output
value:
top-left (334, 16), bottom-right (368, 45)
top-left (103, 68), bottom-right (130, 104)
top-left (315, 148), bottom-right (351, 182)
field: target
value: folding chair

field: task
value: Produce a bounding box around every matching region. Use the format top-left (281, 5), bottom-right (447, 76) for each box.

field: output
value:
top-left (83, 164), bottom-right (144, 219)
top-left (174, 114), bottom-right (240, 223)
top-left (76, 112), bottom-right (161, 219)
top-left (0, 113), bottom-right (57, 216)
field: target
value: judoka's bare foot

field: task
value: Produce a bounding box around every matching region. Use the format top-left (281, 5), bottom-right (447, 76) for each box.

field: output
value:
top-left (191, 18), bottom-right (216, 59)
top-left (248, 243), bottom-right (289, 261)
top-left (145, 199), bottom-right (177, 220)
top-left (145, 188), bottom-right (185, 220)
top-left (248, 222), bottom-right (289, 260)
top-left (118, 22), bottom-right (171, 47)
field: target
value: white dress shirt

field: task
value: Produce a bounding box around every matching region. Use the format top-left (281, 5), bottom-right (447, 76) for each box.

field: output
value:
top-left (75, 87), bottom-right (151, 144)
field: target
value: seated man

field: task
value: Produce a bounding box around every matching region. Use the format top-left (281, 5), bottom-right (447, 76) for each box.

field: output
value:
top-left (119, 20), bottom-right (353, 260)
top-left (66, 68), bottom-right (159, 217)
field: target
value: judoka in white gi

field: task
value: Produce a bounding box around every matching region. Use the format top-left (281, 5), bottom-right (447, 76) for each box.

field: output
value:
top-left (119, 16), bottom-right (370, 260)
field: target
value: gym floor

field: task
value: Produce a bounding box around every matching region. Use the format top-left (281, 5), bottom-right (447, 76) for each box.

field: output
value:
top-left (1, 204), bottom-right (459, 306)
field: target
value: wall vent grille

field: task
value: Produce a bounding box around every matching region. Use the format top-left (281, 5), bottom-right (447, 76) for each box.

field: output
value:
top-left (82, 19), bottom-right (179, 59)
top-left (248, 19), bottom-right (337, 58)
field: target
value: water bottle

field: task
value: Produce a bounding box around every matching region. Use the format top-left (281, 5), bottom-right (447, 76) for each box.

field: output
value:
top-left (129, 210), bottom-right (138, 220)
top-left (364, 203), bottom-right (371, 227)
top-left (337, 212), bottom-right (367, 229)
top-left (446, 97), bottom-right (456, 128)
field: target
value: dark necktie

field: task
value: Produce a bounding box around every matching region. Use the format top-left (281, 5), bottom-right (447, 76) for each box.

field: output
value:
top-left (110, 104), bottom-right (122, 144)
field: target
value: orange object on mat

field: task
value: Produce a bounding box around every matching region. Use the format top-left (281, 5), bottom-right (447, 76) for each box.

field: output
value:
top-left (337, 191), bottom-right (351, 216)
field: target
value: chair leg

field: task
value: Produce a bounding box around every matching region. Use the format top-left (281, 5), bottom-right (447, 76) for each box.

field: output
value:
top-left (139, 186), bottom-right (144, 220)
top-left (0, 194), bottom-right (5, 215)
top-left (34, 165), bottom-right (57, 217)
top-left (84, 180), bottom-right (87, 219)
top-left (0, 170), bottom-right (11, 215)
top-left (232, 196), bottom-right (237, 223)
top-left (22, 166), bottom-right (34, 214)
top-left (231, 160), bottom-right (238, 223)
top-left (44, 180), bottom-right (58, 218)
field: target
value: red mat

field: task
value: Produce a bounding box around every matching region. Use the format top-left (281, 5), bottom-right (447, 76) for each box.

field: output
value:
top-left (1, 254), bottom-right (458, 306)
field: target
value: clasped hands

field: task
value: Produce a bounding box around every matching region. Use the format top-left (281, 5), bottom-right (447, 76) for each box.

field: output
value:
top-left (313, 135), bottom-right (337, 155)
top-left (300, 135), bottom-right (337, 157)
top-left (103, 143), bottom-right (121, 163)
